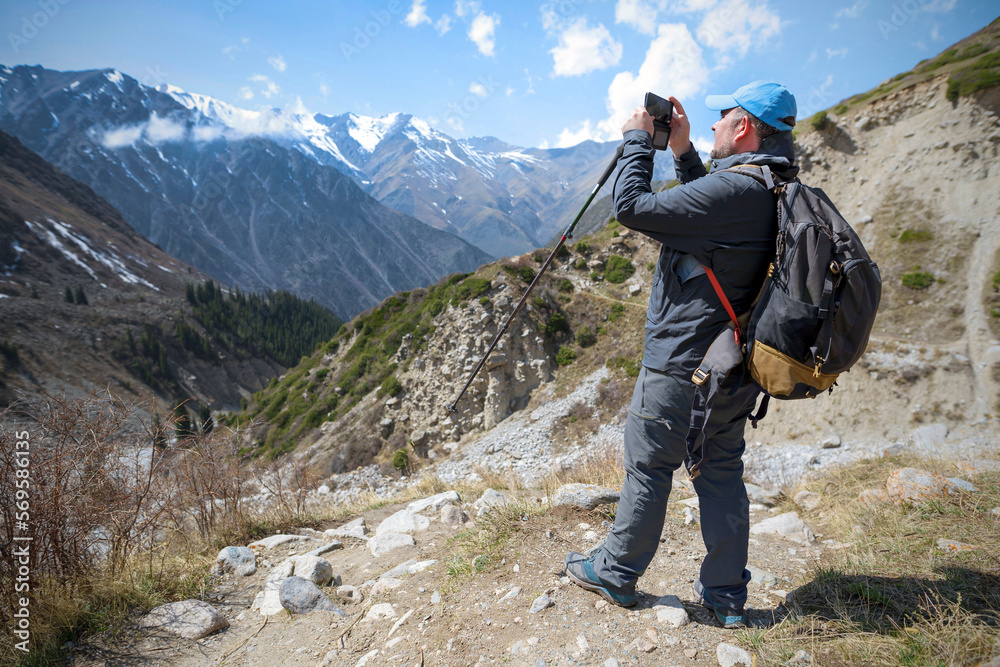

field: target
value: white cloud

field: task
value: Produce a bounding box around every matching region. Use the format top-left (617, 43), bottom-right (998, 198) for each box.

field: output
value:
top-left (268, 55), bottom-right (287, 72)
top-left (468, 12), bottom-right (499, 56)
top-left (145, 113), bottom-right (185, 144)
top-left (319, 83), bottom-right (329, 96)
top-left (556, 120), bottom-right (600, 147)
top-left (692, 134), bottom-right (714, 155)
top-left (291, 96), bottom-right (310, 115)
top-left (505, 86), bottom-right (514, 97)
top-left (550, 18), bottom-right (623, 77)
top-left (696, 0), bottom-right (781, 64)
top-left (102, 125), bottom-right (144, 149)
top-left (676, 0), bottom-right (718, 11)
top-left (469, 81), bottom-right (488, 97)
top-left (826, 47), bottom-right (848, 59)
top-left (835, 0), bottom-right (867, 19)
top-left (239, 86), bottom-right (254, 100)
top-left (807, 49), bottom-right (818, 63)
top-left (404, 0), bottom-right (431, 27)
top-left (436, 14), bottom-right (452, 34)
top-left (922, 0), bottom-right (956, 12)
top-left (600, 23), bottom-right (708, 139)
top-left (455, 0), bottom-right (479, 18)
top-left (615, 0), bottom-right (660, 35)
top-left (524, 69), bottom-right (536, 95)
top-left (193, 125), bottom-right (224, 142)
top-left (250, 74), bottom-right (280, 98)
top-left (931, 22), bottom-right (941, 40)
top-left (222, 44), bottom-right (240, 59)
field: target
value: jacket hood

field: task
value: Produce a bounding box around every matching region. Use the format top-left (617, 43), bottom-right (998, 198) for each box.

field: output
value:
top-left (710, 131), bottom-right (799, 181)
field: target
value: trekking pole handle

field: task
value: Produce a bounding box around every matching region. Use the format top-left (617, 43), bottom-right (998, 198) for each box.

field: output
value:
top-left (445, 143), bottom-right (623, 414)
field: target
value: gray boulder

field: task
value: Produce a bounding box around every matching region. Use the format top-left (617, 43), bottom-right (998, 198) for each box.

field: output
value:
top-left (441, 504), bottom-right (469, 527)
top-left (474, 488), bottom-right (513, 516)
top-left (551, 483), bottom-right (620, 510)
top-left (140, 599), bottom-right (229, 639)
top-left (375, 509), bottom-right (430, 536)
top-left (212, 546), bottom-right (256, 577)
top-left (277, 576), bottom-right (345, 615)
top-left (369, 532), bottom-right (416, 557)
top-left (749, 512), bottom-right (815, 545)
top-left (717, 642), bottom-right (753, 667)
top-left (407, 490), bottom-right (461, 513)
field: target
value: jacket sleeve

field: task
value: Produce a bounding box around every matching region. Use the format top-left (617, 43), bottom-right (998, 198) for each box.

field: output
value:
top-left (612, 129), bottom-right (761, 262)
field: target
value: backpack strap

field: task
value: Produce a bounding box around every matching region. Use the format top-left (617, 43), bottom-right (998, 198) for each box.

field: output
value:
top-left (703, 266), bottom-right (742, 345)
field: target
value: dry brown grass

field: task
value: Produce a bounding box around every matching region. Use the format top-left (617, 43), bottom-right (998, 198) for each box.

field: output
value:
top-left (740, 452), bottom-right (1000, 666)
top-left (0, 391), bottom-right (327, 666)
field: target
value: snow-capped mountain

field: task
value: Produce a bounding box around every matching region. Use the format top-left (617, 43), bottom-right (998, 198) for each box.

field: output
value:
top-left (0, 64), bottom-right (490, 318)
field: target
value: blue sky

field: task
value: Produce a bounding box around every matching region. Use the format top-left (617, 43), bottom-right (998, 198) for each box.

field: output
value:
top-left (2, 0), bottom-right (996, 150)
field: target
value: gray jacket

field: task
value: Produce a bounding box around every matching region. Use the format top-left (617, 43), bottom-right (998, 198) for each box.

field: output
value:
top-left (613, 129), bottom-right (799, 380)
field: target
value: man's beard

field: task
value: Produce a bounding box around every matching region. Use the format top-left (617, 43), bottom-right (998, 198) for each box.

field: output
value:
top-left (710, 141), bottom-right (735, 160)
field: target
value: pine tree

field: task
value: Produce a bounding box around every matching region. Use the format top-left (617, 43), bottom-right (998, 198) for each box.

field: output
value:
top-left (65, 286), bottom-right (73, 303)
top-left (74, 285), bottom-right (88, 305)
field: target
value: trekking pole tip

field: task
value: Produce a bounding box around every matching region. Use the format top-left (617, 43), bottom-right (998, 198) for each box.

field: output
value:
top-left (445, 403), bottom-right (457, 414)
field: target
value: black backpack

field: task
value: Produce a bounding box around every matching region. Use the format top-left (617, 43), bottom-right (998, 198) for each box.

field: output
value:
top-left (712, 164), bottom-right (882, 408)
top-left (684, 164), bottom-right (881, 479)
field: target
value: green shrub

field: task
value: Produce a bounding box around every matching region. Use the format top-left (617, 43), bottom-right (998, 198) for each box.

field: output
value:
top-left (574, 241), bottom-right (591, 254)
top-left (574, 258), bottom-right (587, 270)
top-left (590, 271), bottom-right (602, 281)
top-left (556, 245), bottom-right (571, 258)
top-left (647, 262), bottom-right (655, 273)
top-left (316, 368), bottom-right (330, 380)
top-left (518, 267), bottom-right (536, 283)
top-left (479, 296), bottom-right (491, 306)
top-left (992, 270), bottom-right (1000, 291)
top-left (558, 279), bottom-right (574, 293)
top-left (545, 312), bottom-right (568, 336)
top-left (607, 219), bottom-right (621, 229)
top-left (604, 255), bottom-right (635, 284)
top-left (607, 355), bottom-right (640, 377)
top-left (392, 449), bottom-right (409, 473)
top-left (575, 326), bottom-right (597, 348)
top-left (555, 346), bottom-right (577, 366)
top-left (810, 110), bottom-right (828, 131)
top-left (899, 229), bottom-right (933, 243)
top-left (534, 254), bottom-right (544, 264)
top-left (902, 271), bottom-right (935, 289)
top-left (380, 374), bottom-right (403, 397)
top-left (531, 296), bottom-right (546, 308)
top-left (834, 104), bottom-right (848, 115)
top-left (608, 302), bottom-right (625, 322)
top-left (612, 230), bottom-right (620, 238)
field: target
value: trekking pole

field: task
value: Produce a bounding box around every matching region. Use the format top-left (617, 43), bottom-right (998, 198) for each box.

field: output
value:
top-left (446, 143), bottom-right (624, 414)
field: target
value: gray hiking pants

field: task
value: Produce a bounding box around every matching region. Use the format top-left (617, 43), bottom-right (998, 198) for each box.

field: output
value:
top-left (593, 365), bottom-right (759, 611)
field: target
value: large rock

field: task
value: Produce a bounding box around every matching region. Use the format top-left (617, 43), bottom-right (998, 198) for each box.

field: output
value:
top-left (325, 517), bottom-right (368, 540)
top-left (793, 490), bottom-right (822, 512)
top-left (474, 488), bottom-right (513, 516)
top-left (744, 483), bottom-right (780, 507)
top-left (212, 546), bottom-right (256, 577)
top-left (407, 490), bottom-right (461, 513)
top-left (441, 504), bottom-right (469, 527)
top-left (291, 555), bottom-right (335, 586)
top-left (248, 534), bottom-right (306, 549)
top-left (140, 600), bottom-right (229, 639)
top-left (749, 512), bottom-right (815, 545)
top-left (277, 576), bottom-right (344, 615)
top-left (652, 595), bottom-right (689, 627)
top-left (375, 509), bottom-right (431, 536)
top-left (886, 468), bottom-right (955, 503)
top-left (717, 642), bottom-right (753, 667)
top-left (369, 532), bottom-right (416, 557)
top-left (551, 483), bottom-right (620, 510)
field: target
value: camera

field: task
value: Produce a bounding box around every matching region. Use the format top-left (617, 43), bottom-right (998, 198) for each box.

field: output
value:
top-left (644, 92), bottom-right (673, 151)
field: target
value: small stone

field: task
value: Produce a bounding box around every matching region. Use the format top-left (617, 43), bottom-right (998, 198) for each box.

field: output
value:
top-left (304, 540), bottom-right (343, 557)
top-left (369, 532), bottom-right (416, 557)
top-left (291, 555), bottom-right (334, 586)
top-left (605, 659), bottom-right (620, 667)
top-left (744, 483), bottom-right (780, 507)
top-left (936, 538), bottom-right (975, 552)
top-left (375, 510), bottom-right (431, 536)
top-left (371, 577), bottom-right (404, 597)
top-left (500, 587), bottom-right (522, 603)
top-left (324, 517), bottom-right (368, 540)
top-left (140, 600), bottom-right (229, 639)
top-left (277, 576), bottom-right (344, 615)
top-left (749, 512), bottom-right (815, 545)
top-left (685, 648), bottom-right (699, 659)
top-left (441, 504), bottom-right (469, 527)
top-left (474, 488), bottom-right (513, 516)
top-left (793, 490), bottom-right (822, 512)
top-left (786, 649), bottom-right (813, 665)
top-left (683, 507), bottom-right (698, 525)
top-left (212, 546), bottom-right (256, 577)
top-left (551, 483), bottom-right (621, 510)
top-left (364, 602), bottom-right (398, 622)
top-left (336, 585), bottom-right (363, 604)
top-left (820, 435), bottom-right (841, 449)
top-left (595, 600), bottom-right (610, 612)
top-left (529, 594), bottom-right (555, 614)
top-left (717, 642), bottom-right (753, 667)
top-left (652, 595), bottom-right (689, 627)
top-left (407, 490), bottom-right (461, 513)
top-left (747, 564), bottom-right (780, 588)
top-left (576, 634), bottom-right (590, 652)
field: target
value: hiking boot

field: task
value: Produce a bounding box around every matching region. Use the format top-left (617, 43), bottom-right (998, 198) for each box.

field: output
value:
top-left (564, 552), bottom-right (637, 608)
top-left (693, 580), bottom-right (747, 629)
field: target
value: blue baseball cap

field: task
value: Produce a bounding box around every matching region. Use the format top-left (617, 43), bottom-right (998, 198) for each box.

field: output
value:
top-left (705, 81), bottom-right (797, 131)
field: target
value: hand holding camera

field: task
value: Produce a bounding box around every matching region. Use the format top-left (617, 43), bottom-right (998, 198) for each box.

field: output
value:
top-left (622, 93), bottom-right (691, 156)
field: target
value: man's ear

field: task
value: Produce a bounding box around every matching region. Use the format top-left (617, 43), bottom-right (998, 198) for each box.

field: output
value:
top-left (734, 114), bottom-right (754, 142)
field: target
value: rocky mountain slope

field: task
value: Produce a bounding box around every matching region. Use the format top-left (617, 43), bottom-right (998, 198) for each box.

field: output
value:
top-left (0, 129), bottom-right (340, 413)
top-left (0, 66), bottom-right (491, 319)
top-left (229, 20), bottom-right (1000, 491)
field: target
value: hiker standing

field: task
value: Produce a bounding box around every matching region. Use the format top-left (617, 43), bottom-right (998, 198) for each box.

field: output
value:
top-left (565, 81), bottom-right (798, 628)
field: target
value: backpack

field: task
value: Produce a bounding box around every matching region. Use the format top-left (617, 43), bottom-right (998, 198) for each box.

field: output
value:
top-left (710, 164), bottom-right (882, 410)
top-left (683, 164), bottom-right (881, 479)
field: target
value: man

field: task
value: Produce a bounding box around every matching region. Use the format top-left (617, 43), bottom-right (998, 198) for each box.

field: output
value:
top-left (565, 81), bottom-right (798, 628)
